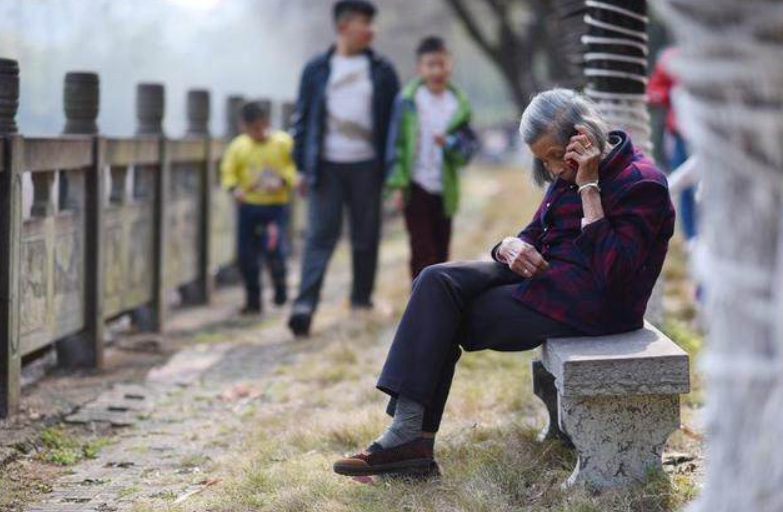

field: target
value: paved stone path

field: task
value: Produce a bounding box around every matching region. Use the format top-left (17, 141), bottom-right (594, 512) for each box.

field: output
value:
top-left (21, 237), bottom-right (376, 511)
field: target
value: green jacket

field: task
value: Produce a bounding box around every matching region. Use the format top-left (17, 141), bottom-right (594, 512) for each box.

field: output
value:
top-left (385, 79), bottom-right (473, 217)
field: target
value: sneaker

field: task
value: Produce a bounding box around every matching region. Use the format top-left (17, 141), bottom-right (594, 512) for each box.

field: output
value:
top-left (241, 295), bottom-right (262, 316)
top-left (333, 438), bottom-right (439, 478)
top-left (288, 311), bottom-right (311, 337)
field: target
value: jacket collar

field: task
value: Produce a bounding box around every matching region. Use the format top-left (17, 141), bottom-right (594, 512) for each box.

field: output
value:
top-left (324, 45), bottom-right (378, 64)
top-left (599, 130), bottom-right (635, 182)
top-left (402, 77), bottom-right (463, 99)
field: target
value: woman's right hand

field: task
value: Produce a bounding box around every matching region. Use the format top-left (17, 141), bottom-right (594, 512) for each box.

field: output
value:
top-left (498, 237), bottom-right (550, 278)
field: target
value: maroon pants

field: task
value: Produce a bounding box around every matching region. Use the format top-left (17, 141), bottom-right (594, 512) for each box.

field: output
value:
top-left (404, 183), bottom-right (453, 280)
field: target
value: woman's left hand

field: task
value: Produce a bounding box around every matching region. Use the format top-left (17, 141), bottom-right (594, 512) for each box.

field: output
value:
top-left (565, 124), bottom-right (602, 186)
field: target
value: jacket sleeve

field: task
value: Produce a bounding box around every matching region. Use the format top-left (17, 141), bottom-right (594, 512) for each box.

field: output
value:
top-left (574, 179), bottom-right (672, 293)
top-left (291, 62), bottom-right (313, 175)
top-left (384, 93), bottom-right (408, 189)
top-left (380, 63), bottom-right (401, 174)
top-left (444, 124), bottom-right (479, 168)
top-left (490, 196), bottom-right (547, 261)
top-left (386, 64), bottom-right (401, 110)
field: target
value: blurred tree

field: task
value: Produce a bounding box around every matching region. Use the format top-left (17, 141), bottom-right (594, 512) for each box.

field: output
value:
top-left (442, 0), bottom-right (586, 112)
top-left (658, 0), bottom-right (783, 510)
top-left (581, 0), bottom-right (651, 153)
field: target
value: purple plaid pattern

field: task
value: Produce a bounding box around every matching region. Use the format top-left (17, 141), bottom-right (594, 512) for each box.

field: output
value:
top-left (492, 131), bottom-right (675, 335)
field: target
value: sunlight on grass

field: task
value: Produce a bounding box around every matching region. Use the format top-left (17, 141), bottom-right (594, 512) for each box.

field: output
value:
top-left (148, 167), bottom-right (700, 512)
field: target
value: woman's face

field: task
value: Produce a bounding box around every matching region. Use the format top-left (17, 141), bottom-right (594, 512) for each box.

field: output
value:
top-left (529, 133), bottom-right (577, 183)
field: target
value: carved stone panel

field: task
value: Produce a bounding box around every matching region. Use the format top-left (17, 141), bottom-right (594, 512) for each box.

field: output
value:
top-left (20, 237), bottom-right (47, 337)
top-left (52, 226), bottom-right (84, 337)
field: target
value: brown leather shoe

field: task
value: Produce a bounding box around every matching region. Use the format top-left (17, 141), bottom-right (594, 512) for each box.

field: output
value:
top-left (333, 438), bottom-right (439, 477)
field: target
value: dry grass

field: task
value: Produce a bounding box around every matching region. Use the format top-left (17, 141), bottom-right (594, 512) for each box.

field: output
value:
top-left (130, 166), bottom-right (701, 512)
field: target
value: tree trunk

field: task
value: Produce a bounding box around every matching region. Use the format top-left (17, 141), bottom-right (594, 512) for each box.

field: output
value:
top-left (443, 0), bottom-right (587, 114)
top-left (657, 1), bottom-right (783, 511)
top-left (582, 0), bottom-right (652, 153)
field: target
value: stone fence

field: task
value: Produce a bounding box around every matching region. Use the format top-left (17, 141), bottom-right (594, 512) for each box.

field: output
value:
top-left (0, 58), bottom-right (294, 417)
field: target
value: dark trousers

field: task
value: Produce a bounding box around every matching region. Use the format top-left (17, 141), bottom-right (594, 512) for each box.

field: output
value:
top-left (377, 260), bottom-right (583, 433)
top-left (238, 203), bottom-right (288, 307)
top-left (404, 183), bottom-right (452, 280)
top-left (294, 160), bottom-right (383, 312)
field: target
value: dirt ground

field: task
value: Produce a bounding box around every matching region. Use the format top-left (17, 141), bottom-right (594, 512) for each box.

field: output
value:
top-left (0, 166), bottom-right (704, 512)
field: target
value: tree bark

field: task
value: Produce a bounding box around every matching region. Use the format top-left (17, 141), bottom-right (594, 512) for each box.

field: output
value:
top-left (582, 0), bottom-right (651, 153)
top-left (657, 1), bottom-right (783, 511)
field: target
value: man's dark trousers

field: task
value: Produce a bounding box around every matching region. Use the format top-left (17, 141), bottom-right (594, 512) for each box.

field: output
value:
top-left (238, 203), bottom-right (288, 308)
top-left (377, 261), bottom-right (583, 433)
top-left (404, 183), bottom-right (452, 280)
top-left (294, 160), bottom-right (383, 313)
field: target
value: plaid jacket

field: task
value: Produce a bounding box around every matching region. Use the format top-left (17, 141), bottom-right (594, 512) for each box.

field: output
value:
top-left (492, 131), bottom-right (675, 335)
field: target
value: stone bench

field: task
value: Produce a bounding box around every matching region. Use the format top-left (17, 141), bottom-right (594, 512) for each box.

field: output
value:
top-left (531, 322), bottom-right (690, 490)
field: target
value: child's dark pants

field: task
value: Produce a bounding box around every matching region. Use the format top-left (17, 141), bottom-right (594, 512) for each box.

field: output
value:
top-left (404, 183), bottom-right (453, 280)
top-left (238, 203), bottom-right (288, 308)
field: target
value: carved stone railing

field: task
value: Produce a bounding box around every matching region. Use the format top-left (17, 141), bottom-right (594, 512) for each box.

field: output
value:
top-left (0, 58), bottom-right (295, 417)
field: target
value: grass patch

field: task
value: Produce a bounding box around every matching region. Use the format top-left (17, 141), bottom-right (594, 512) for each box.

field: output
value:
top-left (661, 318), bottom-right (703, 360)
top-left (662, 317), bottom-right (705, 409)
top-left (118, 485), bottom-right (142, 498)
top-left (37, 426), bottom-right (111, 466)
top-left (131, 167), bottom-right (702, 511)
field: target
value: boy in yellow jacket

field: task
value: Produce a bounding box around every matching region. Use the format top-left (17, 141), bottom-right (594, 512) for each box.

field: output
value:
top-left (221, 101), bottom-right (298, 314)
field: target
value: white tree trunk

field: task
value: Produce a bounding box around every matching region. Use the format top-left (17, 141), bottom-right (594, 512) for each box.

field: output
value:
top-left (656, 1), bottom-right (783, 510)
top-left (583, 0), bottom-right (652, 154)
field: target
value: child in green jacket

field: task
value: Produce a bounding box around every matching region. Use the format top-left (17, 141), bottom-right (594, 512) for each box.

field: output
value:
top-left (386, 36), bottom-right (477, 279)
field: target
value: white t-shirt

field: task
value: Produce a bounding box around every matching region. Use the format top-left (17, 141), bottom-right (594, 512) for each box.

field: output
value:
top-left (413, 87), bottom-right (458, 194)
top-left (323, 54), bottom-right (375, 163)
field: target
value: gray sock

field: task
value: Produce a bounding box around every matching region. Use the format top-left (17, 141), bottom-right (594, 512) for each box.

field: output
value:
top-left (374, 396), bottom-right (424, 449)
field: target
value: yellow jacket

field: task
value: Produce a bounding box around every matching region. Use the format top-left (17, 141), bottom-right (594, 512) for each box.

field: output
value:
top-left (220, 132), bottom-right (297, 205)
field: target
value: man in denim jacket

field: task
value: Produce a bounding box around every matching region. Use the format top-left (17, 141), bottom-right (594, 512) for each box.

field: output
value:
top-left (288, 0), bottom-right (399, 337)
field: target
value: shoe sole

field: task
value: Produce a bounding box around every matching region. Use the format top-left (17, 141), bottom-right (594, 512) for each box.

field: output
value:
top-left (381, 460), bottom-right (441, 481)
top-left (333, 458), bottom-right (438, 477)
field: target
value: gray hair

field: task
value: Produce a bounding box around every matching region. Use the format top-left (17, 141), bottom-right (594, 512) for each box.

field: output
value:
top-left (519, 89), bottom-right (610, 187)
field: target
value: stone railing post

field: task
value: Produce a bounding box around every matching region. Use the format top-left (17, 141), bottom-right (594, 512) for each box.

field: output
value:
top-left (186, 89), bottom-right (210, 137)
top-left (63, 72), bottom-right (99, 135)
top-left (226, 94), bottom-right (245, 140)
top-left (136, 83), bottom-right (168, 331)
top-left (281, 100), bottom-right (295, 132)
top-left (136, 83), bottom-right (165, 137)
top-left (186, 89), bottom-right (213, 304)
top-left (56, 71), bottom-right (105, 369)
top-left (0, 58), bottom-right (22, 417)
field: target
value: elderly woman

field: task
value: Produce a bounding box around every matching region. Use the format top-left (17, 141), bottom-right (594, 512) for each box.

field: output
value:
top-left (333, 89), bottom-right (675, 478)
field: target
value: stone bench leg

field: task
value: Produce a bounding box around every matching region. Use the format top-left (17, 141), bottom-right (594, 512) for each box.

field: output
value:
top-left (531, 360), bottom-right (571, 444)
top-left (558, 393), bottom-right (680, 490)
